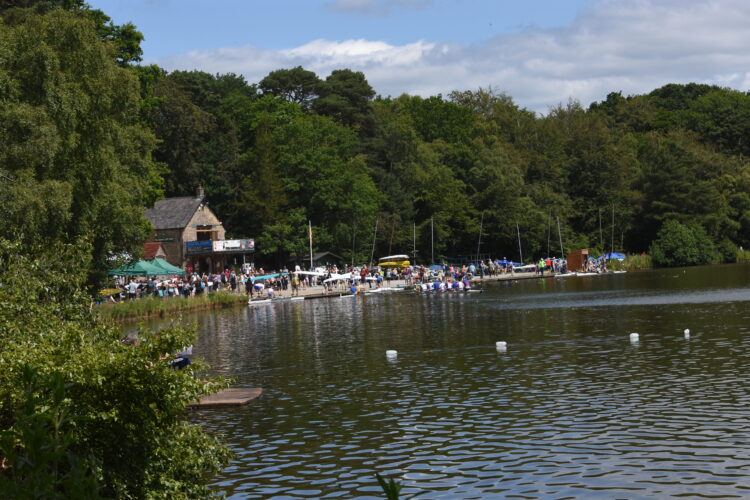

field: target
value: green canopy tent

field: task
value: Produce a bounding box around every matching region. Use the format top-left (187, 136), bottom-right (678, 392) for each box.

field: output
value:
top-left (150, 258), bottom-right (186, 275)
top-left (107, 259), bottom-right (173, 276)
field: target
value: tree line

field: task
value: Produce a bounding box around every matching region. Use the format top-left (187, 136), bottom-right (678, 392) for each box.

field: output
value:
top-left (4, 1), bottom-right (750, 284)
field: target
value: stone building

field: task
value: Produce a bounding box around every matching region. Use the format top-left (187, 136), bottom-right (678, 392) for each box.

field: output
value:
top-left (143, 187), bottom-right (254, 273)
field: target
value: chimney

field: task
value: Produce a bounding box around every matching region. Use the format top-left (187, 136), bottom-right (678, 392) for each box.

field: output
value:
top-left (196, 185), bottom-right (204, 199)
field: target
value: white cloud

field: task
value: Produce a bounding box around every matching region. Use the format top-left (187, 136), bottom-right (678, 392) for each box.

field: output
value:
top-left (151, 0), bottom-right (750, 114)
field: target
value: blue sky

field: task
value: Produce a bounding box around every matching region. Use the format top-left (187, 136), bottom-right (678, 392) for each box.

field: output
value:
top-left (90, 0), bottom-right (590, 56)
top-left (88, 0), bottom-right (750, 114)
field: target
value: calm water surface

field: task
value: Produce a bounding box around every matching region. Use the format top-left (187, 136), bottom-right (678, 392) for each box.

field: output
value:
top-left (183, 264), bottom-right (750, 499)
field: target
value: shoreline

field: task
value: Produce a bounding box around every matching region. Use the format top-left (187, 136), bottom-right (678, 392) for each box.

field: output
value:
top-left (99, 270), bottom-right (600, 323)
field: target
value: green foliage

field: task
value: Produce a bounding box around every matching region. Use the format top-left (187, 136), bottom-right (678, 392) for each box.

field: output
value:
top-left (0, 239), bottom-right (231, 497)
top-left (0, 0), bottom-right (144, 65)
top-left (400, 94), bottom-right (475, 143)
top-left (649, 220), bottom-right (717, 267)
top-left (0, 8), bottom-right (161, 288)
top-left (0, 367), bottom-right (101, 499)
top-left (259, 65), bottom-right (321, 110)
top-left (736, 248), bottom-right (750, 262)
top-left (314, 68), bottom-right (375, 132)
top-left (144, 61), bottom-right (750, 268)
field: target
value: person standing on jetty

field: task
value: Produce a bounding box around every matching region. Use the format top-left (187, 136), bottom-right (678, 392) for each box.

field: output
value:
top-left (291, 273), bottom-right (300, 296)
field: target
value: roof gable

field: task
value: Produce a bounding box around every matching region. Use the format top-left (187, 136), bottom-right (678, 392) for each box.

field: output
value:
top-left (144, 196), bottom-right (204, 230)
top-left (143, 242), bottom-right (166, 258)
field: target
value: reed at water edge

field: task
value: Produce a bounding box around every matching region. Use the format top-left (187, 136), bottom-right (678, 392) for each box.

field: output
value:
top-left (96, 292), bottom-right (249, 323)
top-left (608, 254), bottom-right (652, 271)
top-left (736, 248), bottom-right (750, 262)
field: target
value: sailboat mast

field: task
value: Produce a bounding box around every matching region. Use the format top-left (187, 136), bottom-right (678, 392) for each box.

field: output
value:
top-left (413, 221), bottom-right (416, 265)
top-left (557, 216), bottom-right (564, 257)
top-left (611, 204), bottom-right (615, 256)
top-left (308, 220), bottom-right (313, 270)
top-left (516, 221), bottom-right (523, 264)
top-left (547, 211), bottom-right (551, 257)
top-left (369, 218), bottom-right (378, 267)
top-left (476, 211), bottom-right (484, 264)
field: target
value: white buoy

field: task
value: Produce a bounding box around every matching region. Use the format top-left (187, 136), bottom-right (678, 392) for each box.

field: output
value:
top-left (630, 333), bottom-right (639, 342)
top-left (496, 341), bottom-right (507, 353)
top-left (684, 328), bottom-right (690, 339)
top-left (386, 350), bottom-right (398, 360)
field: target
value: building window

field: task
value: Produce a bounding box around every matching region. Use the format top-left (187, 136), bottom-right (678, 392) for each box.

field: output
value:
top-left (197, 225), bottom-right (214, 241)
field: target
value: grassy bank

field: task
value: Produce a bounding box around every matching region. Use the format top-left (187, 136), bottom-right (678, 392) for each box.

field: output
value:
top-left (608, 254), bottom-right (652, 270)
top-left (96, 292), bottom-right (248, 323)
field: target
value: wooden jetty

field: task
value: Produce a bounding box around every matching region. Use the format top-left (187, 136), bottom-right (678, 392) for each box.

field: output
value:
top-left (190, 387), bottom-right (263, 408)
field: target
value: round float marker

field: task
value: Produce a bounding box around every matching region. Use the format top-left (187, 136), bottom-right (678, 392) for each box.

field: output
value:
top-left (684, 328), bottom-right (690, 339)
top-left (630, 333), bottom-right (640, 342)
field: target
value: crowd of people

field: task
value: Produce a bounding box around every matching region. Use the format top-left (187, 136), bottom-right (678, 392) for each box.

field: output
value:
top-left (533, 257), bottom-right (568, 275)
top-left (110, 257), bottom-right (576, 302)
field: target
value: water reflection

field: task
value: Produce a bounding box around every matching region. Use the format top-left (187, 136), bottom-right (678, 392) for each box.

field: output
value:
top-left (181, 264), bottom-right (750, 499)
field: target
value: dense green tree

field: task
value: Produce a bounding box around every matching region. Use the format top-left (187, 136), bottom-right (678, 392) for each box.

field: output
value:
top-left (149, 77), bottom-right (216, 196)
top-left (400, 94), bottom-right (474, 143)
top-left (631, 131), bottom-right (735, 251)
top-left (1, 0), bottom-right (144, 65)
top-left (0, 8), bottom-right (161, 287)
top-left (314, 69), bottom-right (375, 133)
top-left (649, 219), bottom-right (717, 266)
top-left (259, 66), bottom-right (321, 110)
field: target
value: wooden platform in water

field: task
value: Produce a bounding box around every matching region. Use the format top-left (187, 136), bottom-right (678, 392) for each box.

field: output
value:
top-left (191, 387), bottom-right (263, 408)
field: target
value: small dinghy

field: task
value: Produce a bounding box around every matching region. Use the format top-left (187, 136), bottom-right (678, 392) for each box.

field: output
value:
top-left (248, 299), bottom-right (272, 306)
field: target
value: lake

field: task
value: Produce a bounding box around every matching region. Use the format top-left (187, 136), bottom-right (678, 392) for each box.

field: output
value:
top-left (184, 264), bottom-right (750, 499)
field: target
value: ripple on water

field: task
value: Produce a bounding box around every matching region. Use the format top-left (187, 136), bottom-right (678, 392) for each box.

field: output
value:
top-left (192, 266), bottom-right (750, 499)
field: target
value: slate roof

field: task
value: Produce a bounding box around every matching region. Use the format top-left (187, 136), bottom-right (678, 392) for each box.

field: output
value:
top-left (143, 196), bottom-right (203, 230)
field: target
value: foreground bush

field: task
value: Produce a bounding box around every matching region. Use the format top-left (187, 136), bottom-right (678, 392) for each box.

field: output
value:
top-left (0, 239), bottom-right (231, 498)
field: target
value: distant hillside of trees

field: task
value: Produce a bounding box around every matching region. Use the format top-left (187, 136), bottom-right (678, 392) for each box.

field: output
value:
top-left (5, 1), bottom-right (750, 275)
top-left (146, 69), bottom-right (750, 267)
